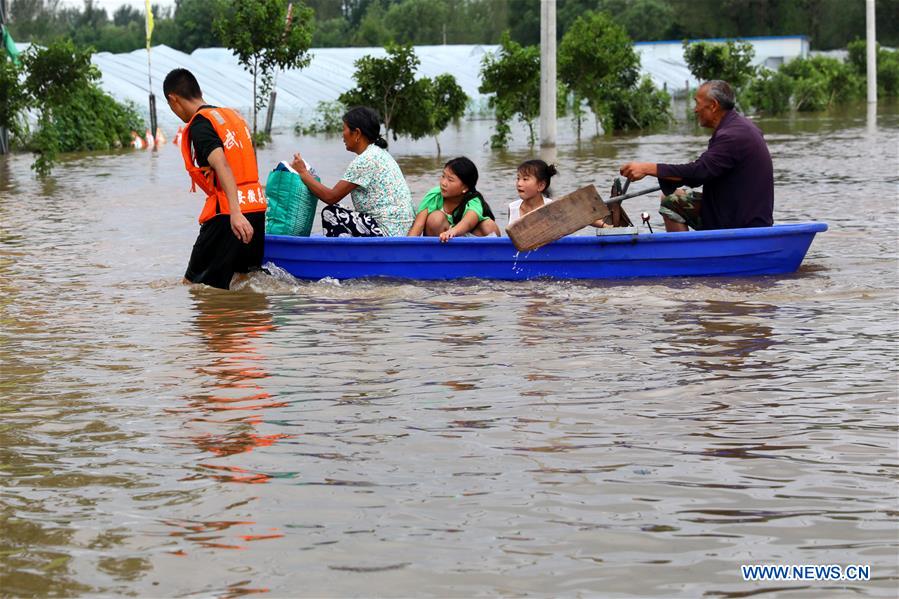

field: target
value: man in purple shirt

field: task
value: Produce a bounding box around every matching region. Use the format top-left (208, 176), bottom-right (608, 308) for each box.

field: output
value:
top-left (620, 80), bottom-right (774, 231)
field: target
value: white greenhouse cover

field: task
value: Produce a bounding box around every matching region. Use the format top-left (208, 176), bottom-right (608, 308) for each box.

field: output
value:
top-left (91, 44), bottom-right (500, 131)
top-left (14, 36), bottom-right (809, 133)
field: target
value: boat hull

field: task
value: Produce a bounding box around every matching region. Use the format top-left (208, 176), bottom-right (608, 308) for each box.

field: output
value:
top-left (264, 222), bottom-right (828, 281)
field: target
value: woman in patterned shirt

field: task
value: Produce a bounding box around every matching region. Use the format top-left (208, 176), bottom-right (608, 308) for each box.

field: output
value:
top-left (290, 106), bottom-right (415, 237)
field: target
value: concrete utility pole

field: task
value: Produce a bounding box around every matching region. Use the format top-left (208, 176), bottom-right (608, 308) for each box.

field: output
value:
top-left (866, 0), bottom-right (877, 104)
top-left (539, 0), bottom-right (556, 148)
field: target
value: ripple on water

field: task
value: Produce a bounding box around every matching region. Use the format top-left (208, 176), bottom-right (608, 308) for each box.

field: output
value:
top-left (1, 111), bottom-right (897, 597)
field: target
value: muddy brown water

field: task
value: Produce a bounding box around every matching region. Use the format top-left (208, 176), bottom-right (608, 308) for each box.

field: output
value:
top-left (1, 105), bottom-right (897, 597)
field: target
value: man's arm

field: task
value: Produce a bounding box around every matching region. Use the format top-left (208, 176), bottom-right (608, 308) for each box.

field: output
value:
top-left (657, 130), bottom-right (741, 185)
top-left (619, 162), bottom-right (683, 195)
top-left (620, 162), bottom-right (667, 181)
top-left (207, 147), bottom-right (254, 244)
top-left (621, 130), bottom-right (742, 189)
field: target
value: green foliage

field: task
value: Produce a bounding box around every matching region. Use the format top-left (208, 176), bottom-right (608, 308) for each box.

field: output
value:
top-left (780, 55), bottom-right (863, 111)
top-left (21, 38), bottom-right (101, 175)
top-left (879, 50), bottom-right (899, 98)
top-left (339, 44), bottom-right (467, 148)
top-left (351, 1), bottom-right (392, 46)
top-left (394, 73), bottom-right (468, 152)
top-left (22, 38), bottom-right (98, 107)
top-left (614, 0), bottom-right (676, 43)
top-left (312, 17), bottom-right (350, 47)
top-left (429, 74), bottom-right (469, 134)
top-left (170, 0), bottom-right (228, 52)
top-left (742, 46), bottom-right (886, 115)
top-left (295, 101), bottom-right (346, 135)
top-left (339, 44), bottom-right (418, 138)
top-left (745, 67), bottom-right (794, 115)
top-left (39, 86), bottom-right (144, 153)
top-left (0, 59), bottom-right (27, 139)
top-left (385, 0), bottom-right (449, 45)
top-left (682, 40), bottom-right (756, 92)
top-left (13, 39), bottom-right (144, 176)
top-left (559, 11), bottom-right (645, 134)
top-left (847, 40), bottom-right (899, 97)
top-left (604, 76), bottom-right (672, 132)
top-left (215, 0), bottom-right (314, 138)
top-left (8, 0), bottom-right (899, 54)
top-left (478, 32), bottom-right (540, 148)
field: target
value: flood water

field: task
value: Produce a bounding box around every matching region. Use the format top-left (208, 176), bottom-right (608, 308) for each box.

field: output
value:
top-left (1, 104), bottom-right (897, 598)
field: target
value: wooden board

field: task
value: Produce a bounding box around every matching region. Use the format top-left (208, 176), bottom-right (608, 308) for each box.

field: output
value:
top-left (507, 185), bottom-right (609, 251)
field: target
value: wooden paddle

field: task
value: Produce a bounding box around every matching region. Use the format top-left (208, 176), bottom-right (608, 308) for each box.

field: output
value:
top-left (507, 183), bottom-right (662, 251)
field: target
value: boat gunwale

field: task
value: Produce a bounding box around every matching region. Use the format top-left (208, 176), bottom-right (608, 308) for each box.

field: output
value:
top-left (265, 222), bottom-right (828, 248)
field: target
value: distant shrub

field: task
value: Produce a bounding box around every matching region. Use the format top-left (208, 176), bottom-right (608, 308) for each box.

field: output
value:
top-left (604, 76), bottom-right (672, 131)
top-left (745, 68), bottom-right (794, 115)
top-left (17, 39), bottom-right (145, 175)
top-left (847, 39), bottom-right (899, 97)
top-left (295, 101), bottom-right (345, 135)
top-left (780, 55), bottom-right (863, 111)
top-left (682, 40), bottom-right (756, 93)
top-left (42, 86), bottom-right (144, 152)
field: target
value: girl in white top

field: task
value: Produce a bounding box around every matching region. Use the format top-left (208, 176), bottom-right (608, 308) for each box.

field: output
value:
top-left (507, 160), bottom-right (557, 226)
top-left (507, 160), bottom-right (622, 229)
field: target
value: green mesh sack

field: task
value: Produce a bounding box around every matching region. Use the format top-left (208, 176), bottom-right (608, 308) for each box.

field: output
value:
top-left (265, 163), bottom-right (320, 237)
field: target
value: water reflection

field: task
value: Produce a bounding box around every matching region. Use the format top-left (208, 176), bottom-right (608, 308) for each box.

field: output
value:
top-left (0, 156), bottom-right (11, 191)
top-left (656, 299), bottom-right (778, 373)
top-left (2, 104), bottom-right (897, 597)
top-left (182, 289), bottom-right (287, 474)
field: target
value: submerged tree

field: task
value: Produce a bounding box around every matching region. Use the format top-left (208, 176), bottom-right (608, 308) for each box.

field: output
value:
top-left (339, 44), bottom-right (467, 152)
top-left (396, 73), bottom-right (468, 154)
top-left (16, 39), bottom-right (143, 175)
top-left (847, 39), bottom-right (899, 98)
top-left (478, 32), bottom-right (540, 148)
top-left (215, 0), bottom-right (314, 142)
top-left (682, 40), bottom-right (756, 95)
top-left (339, 44), bottom-right (419, 140)
top-left (559, 11), bottom-right (669, 135)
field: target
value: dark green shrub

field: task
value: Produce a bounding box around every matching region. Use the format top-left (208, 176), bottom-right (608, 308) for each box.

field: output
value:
top-left (847, 40), bottom-right (899, 97)
top-left (683, 40), bottom-right (756, 92)
top-left (16, 39), bottom-right (146, 175)
top-left (479, 32), bottom-right (541, 147)
top-left (604, 76), bottom-right (672, 131)
top-left (745, 68), bottom-right (794, 115)
top-left (45, 86), bottom-right (144, 152)
top-left (780, 55), bottom-right (863, 111)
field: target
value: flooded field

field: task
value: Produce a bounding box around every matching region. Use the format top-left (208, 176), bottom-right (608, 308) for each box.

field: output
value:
top-left (1, 105), bottom-right (897, 597)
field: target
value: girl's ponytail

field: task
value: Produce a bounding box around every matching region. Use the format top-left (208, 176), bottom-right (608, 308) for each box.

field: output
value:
top-left (451, 188), bottom-right (495, 225)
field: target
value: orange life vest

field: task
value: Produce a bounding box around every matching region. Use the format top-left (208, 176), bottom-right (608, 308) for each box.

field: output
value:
top-left (181, 107), bottom-right (267, 224)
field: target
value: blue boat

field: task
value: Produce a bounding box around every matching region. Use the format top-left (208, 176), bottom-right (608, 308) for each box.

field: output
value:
top-left (264, 222), bottom-right (827, 281)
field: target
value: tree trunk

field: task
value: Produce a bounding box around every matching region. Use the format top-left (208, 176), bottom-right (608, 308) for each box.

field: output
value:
top-left (434, 136), bottom-right (441, 156)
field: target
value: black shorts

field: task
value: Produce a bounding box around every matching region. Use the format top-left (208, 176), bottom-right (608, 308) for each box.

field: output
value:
top-left (185, 211), bottom-right (266, 290)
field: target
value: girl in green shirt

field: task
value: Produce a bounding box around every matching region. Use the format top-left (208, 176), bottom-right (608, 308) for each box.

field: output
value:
top-left (407, 157), bottom-right (500, 241)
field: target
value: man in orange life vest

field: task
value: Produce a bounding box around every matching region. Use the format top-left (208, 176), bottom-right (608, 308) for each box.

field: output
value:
top-left (163, 68), bottom-right (267, 290)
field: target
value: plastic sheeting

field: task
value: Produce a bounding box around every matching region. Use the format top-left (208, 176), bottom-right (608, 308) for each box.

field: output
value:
top-left (91, 44), bottom-right (499, 131)
top-left (634, 36), bottom-right (810, 95)
top-left (16, 36), bottom-right (809, 133)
